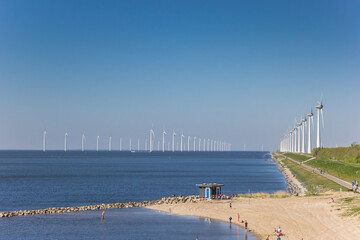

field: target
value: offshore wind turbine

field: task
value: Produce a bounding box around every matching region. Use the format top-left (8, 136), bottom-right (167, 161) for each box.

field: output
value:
top-left (64, 132), bottom-right (68, 152)
top-left (150, 128), bottom-right (155, 152)
top-left (187, 136), bottom-right (190, 152)
top-left (129, 138), bottom-right (132, 151)
top-left (172, 130), bottom-right (176, 152)
top-left (316, 99), bottom-right (324, 148)
top-left (162, 129), bottom-right (167, 152)
top-left (203, 139), bottom-right (206, 152)
top-left (307, 109), bottom-right (314, 153)
top-left (193, 136), bottom-right (196, 152)
top-left (81, 133), bottom-right (85, 152)
top-left (43, 130), bottom-right (46, 152)
top-left (180, 132), bottom-right (184, 152)
top-left (199, 138), bottom-right (201, 152)
top-left (97, 136), bottom-right (100, 152)
top-left (108, 136), bottom-right (112, 152)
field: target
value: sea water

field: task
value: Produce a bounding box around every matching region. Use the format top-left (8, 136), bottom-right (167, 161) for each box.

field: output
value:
top-left (0, 151), bottom-right (286, 239)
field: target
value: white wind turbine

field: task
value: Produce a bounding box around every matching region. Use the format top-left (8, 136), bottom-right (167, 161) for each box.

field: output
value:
top-left (203, 138), bottom-right (206, 152)
top-left (129, 138), bottom-right (132, 151)
top-left (162, 129), bottom-right (167, 152)
top-left (301, 116), bottom-right (306, 153)
top-left (307, 109), bottom-right (314, 153)
top-left (150, 128), bottom-right (155, 152)
top-left (193, 136), bottom-right (196, 152)
top-left (172, 130), bottom-right (176, 152)
top-left (187, 136), bottom-right (190, 152)
top-left (64, 132), bottom-right (68, 152)
top-left (180, 132), bottom-right (184, 152)
top-left (81, 133), bottom-right (85, 152)
top-left (316, 99), bottom-right (324, 148)
top-left (199, 138), bottom-right (201, 152)
top-left (207, 139), bottom-right (210, 151)
top-left (43, 130), bottom-right (47, 152)
top-left (96, 136), bottom-right (100, 152)
top-left (297, 122), bottom-right (301, 153)
top-left (108, 136), bottom-right (112, 152)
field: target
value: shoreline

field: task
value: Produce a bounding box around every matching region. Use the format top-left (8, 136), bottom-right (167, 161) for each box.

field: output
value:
top-left (271, 152), bottom-right (306, 196)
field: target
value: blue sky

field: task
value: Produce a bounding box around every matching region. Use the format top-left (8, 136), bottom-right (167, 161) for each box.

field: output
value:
top-left (0, 0), bottom-right (359, 150)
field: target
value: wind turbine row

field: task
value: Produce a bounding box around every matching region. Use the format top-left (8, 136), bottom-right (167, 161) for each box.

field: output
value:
top-left (280, 98), bottom-right (324, 153)
top-left (41, 128), bottom-right (231, 153)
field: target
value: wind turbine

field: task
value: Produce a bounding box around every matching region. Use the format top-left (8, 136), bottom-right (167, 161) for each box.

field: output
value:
top-left (97, 136), bottom-right (100, 152)
top-left (108, 136), bottom-right (112, 152)
top-left (43, 130), bottom-right (47, 152)
top-left (64, 132), bottom-right (68, 152)
top-left (138, 138), bottom-right (140, 152)
top-left (203, 139), bottom-right (206, 152)
top-left (316, 99), bottom-right (324, 148)
top-left (187, 136), bottom-right (190, 152)
top-left (172, 130), bottom-right (176, 152)
top-left (150, 128), bottom-right (155, 152)
top-left (180, 132), bottom-right (184, 152)
top-left (162, 129), bottom-right (167, 152)
top-left (307, 109), bottom-right (314, 153)
top-left (199, 138), bottom-right (201, 152)
top-left (145, 139), bottom-right (147, 151)
top-left (81, 133), bottom-right (85, 152)
top-left (297, 122), bottom-right (301, 153)
top-left (129, 138), bottom-right (132, 151)
top-left (301, 116), bottom-right (306, 153)
top-left (193, 136), bottom-right (196, 152)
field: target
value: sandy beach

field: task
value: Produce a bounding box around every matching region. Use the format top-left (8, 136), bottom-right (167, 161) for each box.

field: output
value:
top-left (147, 192), bottom-right (360, 240)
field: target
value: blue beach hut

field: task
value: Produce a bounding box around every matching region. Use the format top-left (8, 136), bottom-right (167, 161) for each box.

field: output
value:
top-left (196, 183), bottom-right (224, 199)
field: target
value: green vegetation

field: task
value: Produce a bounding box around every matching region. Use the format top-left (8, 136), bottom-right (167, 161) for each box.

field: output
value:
top-left (307, 159), bottom-right (360, 183)
top-left (281, 158), bottom-right (343, 193)
top-left (340, 197), bottom-right (360, 217)
top-left (237, 191), bottom-right (290, 199)
top-left (283, 153), bottom-right (311, 162)
top-left (312, 142), bottom-right (360, 163)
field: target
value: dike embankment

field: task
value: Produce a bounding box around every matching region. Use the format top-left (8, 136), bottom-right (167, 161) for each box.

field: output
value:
top-left (0, 195), bottom-right (198, 218)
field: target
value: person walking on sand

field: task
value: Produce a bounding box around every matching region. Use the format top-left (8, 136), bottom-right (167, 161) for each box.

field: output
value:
top-left (229, 202), bottom-right (232, 208)
top-left (244, 220), bottom-right (248, 231)
top-left (229, 216), bottom-right (232, 223)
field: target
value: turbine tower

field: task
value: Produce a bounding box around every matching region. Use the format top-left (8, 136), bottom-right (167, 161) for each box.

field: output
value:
top-left (297, 123), bottom-right (301, 153)
top-left (81, 133), bottom-right (85, 152)
top-left (96, 136), bottom-right (100, 152)
top-left (187, 136), bottom-right (190, 152)
top-left (108, 136), bottom-right (112, 152)
top-left (150, 128), bottom-right (155, 152)
top-left (43, 130), bottom-right (47, 152)
top-left (193, 136), bottom-right (196, 152)
top-left (162, 129), bottom-right (167, 152)
top-left (316, 100), bottom-right (324, 148)
top-left (180, 132), bottom-right (184, 152)
top-left (301, 117), bottom-right (306, 153)
top-left (307, 109), bottom-right (313, 153)
top-left (172, 130), bottom-right (176, 152)
top-left (199, 138), bottom-right (201, 152)
top-left (64, 132), bottom-right (68, 152)
top-left (129, 138), bottom-right (132, 151)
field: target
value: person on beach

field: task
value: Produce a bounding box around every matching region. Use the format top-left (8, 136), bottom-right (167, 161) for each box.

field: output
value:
top-left (229, 202), bottom-right (232, 208)
top-left (237, 213), bottom-right (240, 222)
top-left (352, 181), bottom-right (354, 191)
top-left (229, 216), bottom-right (232, 223)
top-left (244, 220), bottom-right (248, 231)
top-left (101, 210), bottom-right (105, 220)
top-left (277, 226), bottom-right (282, 233)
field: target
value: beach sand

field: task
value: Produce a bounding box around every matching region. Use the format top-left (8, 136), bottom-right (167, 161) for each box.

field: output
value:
top-left (147, 192), bottom-right (360, 240)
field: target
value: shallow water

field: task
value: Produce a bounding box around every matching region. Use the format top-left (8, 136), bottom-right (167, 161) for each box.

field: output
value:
top-left (0, 208), bottom-right (257, 240)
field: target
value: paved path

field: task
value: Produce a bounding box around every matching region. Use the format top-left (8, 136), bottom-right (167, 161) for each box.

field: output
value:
top-left (274, 152), bottom-right (359, 193)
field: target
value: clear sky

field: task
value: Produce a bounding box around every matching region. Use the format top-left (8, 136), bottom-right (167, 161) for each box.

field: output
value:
top-left (0, 0), bottom-right (359, 151)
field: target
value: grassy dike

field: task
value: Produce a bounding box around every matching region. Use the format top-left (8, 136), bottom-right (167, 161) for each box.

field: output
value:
top-left (283, 153), bottom-right (312, 162)
top-left (280, 157), bottom-right (342, 193)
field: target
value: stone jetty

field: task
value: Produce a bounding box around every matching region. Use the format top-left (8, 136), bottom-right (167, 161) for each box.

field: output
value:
top-left (0, 195), bottom-right (198, 218)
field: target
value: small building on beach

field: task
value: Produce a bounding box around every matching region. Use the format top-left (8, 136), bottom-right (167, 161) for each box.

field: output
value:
top-left (196, 183), bottom-right (224, 199)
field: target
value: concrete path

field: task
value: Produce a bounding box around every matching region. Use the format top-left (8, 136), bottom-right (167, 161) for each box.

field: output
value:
top-left (274, 152), bottom-right (360, 193)
top-left (302, 157), bottom-right (316, 163)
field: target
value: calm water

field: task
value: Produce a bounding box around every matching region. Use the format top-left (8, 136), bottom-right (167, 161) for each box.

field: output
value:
top-left (0, 151), bottom-right (285, 239)
top-left (0, 208), bottom-right (257, 240)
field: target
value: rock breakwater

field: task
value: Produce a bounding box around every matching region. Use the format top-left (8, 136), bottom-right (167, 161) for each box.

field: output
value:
top-left (0, 195), bottom-right (199, 218)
